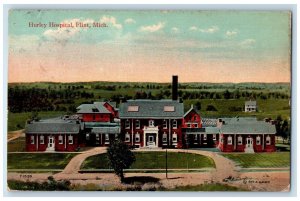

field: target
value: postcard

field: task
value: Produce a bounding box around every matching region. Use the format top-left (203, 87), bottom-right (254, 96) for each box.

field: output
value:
top-left (7, 9), bottom-right (291, 192)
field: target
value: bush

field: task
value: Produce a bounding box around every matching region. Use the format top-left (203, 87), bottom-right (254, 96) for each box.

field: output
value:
top-left (206, 105), bottom-right (217, 111)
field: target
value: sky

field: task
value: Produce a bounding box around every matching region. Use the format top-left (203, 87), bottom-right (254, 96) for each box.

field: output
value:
top-left (8, 10), bottom-right (291, 83)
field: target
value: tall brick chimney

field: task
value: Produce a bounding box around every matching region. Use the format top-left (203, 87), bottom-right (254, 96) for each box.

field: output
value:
top-left (172, 75), bottom-right (178, 101)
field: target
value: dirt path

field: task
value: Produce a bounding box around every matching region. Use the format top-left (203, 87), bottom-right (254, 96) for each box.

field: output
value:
top-left (7, 129), bottom-right (24, 142)
top-left (7, 148), bottom-right (290, 191)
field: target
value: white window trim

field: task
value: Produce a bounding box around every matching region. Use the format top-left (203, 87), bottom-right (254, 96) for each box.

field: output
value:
top-left (213, 134), bottom-right (216, 140)
top-left (172, 120), bottom-right (177, 129)
top-left (203, 134), bottom-right (207, 140)
top-left (135, 120), bottom-right (140, 129)
top-left (125, 119), bottom-right (130, 129)
top-left (163, 120), bottom-right (167, 129)
top-left (30, 135), bottom-right (35, 144)
top-left (172, 132), bottom-right (178, 142)
top-left (105, 134), bottom-right (109, 141)
top-left (125, 132), bottom-right (130, 142)
top-left (149, 120), bottom-right (155, 127)
top-left (68, 135), bottom-right (73, 144)
top-left (40, 135), bottom-right (45, 144)
top-left (266, 135), bottom-right (271, 145)
top-left (135, 133), bottom-right (140, 142)
top-left (238, 136), bottom-right (243, 145)
top-left (227, 136), bottom-right (233, 145)
top-left (256, 136), bottom-right (261, 145)
top-left (162, 132), bottom-right (168, 142)
top-left (59, 135), bottom-right (63, 144)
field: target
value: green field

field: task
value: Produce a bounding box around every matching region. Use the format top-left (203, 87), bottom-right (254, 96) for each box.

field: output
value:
top-left (222, 152), bottom-right (290, 168)
top-left (8, 111), bottom-right (65, 131)
top-left (8, 137), bottom-right (26, 152)
top-left (7, 153), bottom-right (77, 170)
top-left (81, 152), bottom-right (215, 170)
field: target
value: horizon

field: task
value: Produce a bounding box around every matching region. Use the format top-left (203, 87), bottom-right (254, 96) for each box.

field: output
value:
top-left (9, 10), bottom-right (291, 83)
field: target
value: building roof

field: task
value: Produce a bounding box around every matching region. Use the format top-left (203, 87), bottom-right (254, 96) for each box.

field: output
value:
top-left (184, 105), bottom-right (200, 118)
top-left (25, 120), bottom-right (80, 134)
top-left (221, 121), bottom-right (276, 134)
top-left (91, 127), bottom-right (120, 134)
top-left (119, 99), bottom-right (184, 119)
top-left (76, 102), bottom-right (111, 114)
top-left (84, 122), bottom-right (119, 128)
top-left (245, 100), bottom-right (257, 106)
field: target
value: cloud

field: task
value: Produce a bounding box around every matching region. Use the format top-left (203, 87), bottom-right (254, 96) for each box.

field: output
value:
top-left (189, 26), bottom-right (198, 31)
top-left (140, 22), bottom-right (165, 32)
top-left (239, 39), bottom-right (256, 48)
top-left (43, 18), bottom-right (94, 41)
top-left (226, 30), bottom-right (238, 37)
top-left (171, 27), bottom-right (179, 33)
top-left (100, 16), bottom-right (122, 29)
top-left (124, 18), bottom-right (136, 24)
top-left (199, 26), bottom-right (219, 33)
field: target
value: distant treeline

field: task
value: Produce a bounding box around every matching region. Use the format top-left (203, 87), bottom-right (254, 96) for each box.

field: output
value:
top-left (8, 84), bottom-right (290, 113)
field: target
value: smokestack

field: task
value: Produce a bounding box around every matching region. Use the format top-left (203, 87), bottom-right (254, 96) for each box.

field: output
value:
top-left (172, 75), bottom-right (178, 100)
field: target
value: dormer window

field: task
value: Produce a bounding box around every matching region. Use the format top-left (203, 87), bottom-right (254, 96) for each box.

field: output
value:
top-left (164, 106), bottom-right (175, 112)
top-left (128, 106), bottom-right (139, 112)
top-left (149, 120), bottom-right (155, 127)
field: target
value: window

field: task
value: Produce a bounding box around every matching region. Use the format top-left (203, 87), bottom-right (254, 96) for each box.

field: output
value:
top-left (96, 134), bottom-right (100, 144)
top-left (194, 134), bottom-right (198, 141)
top-left (227, 136), bottom-right (232, 145)
top-left (256, 136), bottom-right (261, 145)
top-left (125, 119), bottom-right (130, 129)
top-left (162, 132), bottom-right (168, 142)
top-left (59, 135), bottom-right (63, 144)
top-left (164, 106), bottom-right (175, 112)
top-left (86, 133), bottom-right (90, 140)
top-left (30, 135), bottom-right (35, 144)
top-left (125, 132), bottom-right (130, 142)
top-left (128, 106), bottom-right (139, 112)
top-left (172, 133), bottom-right (177, 142)
top-left (188, 123), bottom-right (191, 128)
top-left (172, 120), bottom-right (177, 129)
top-left (135, 133), bottom-right (140, 142)
top-left (194, 123), bottom-right (198, 128)
top-left (213, 134), bottom-right (217, 140)
top-left (203, 134), bottom-right (207, 140)
top-left (238, 136), bottom-right (243, 145)
top-left (105, 134), bottom-right (109, 141)
top-left (266, 135), bottom-right (271, 145)
top-left (163, 119), bottom-right (167, 129)
top-left (68, 135), bottom-right (73, 144)
top-left (149, 120), bottom-right (155, 127)
top-left (40, 135), bottom-right (45, 144)
top-left (135, 120), bottom-right (140, 129)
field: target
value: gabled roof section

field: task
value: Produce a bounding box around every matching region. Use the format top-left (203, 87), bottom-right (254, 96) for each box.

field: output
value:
top-left (221, 121), bottom-right (276, 134)
top-left (184, 105), bottom-right (200, 118)
top-left (119, 99), bottom-right (184, 119)
top-left (25, 120), bottom-right (80, 134)
top-left (245, 100), bottom-right (257, 106)
top-left (76, 102), bottom-right (111, 114)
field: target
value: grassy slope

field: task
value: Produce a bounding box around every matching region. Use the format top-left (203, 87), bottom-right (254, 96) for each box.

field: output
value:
top-left (7, 153), bottom-right (77, 169)
top-left (8, 137), bottom-right (26, 152)
top-left (8, 111), bottom-right (65, 131)
top-left (222, 152), bottom-right (290, 168)
top-left (81, 152), bottom-right (215, 169)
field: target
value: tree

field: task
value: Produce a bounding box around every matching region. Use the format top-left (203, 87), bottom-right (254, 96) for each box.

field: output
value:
top-left (195, 101), bottom-right (201, 111)
top-left (107, 139), bottom-right (136, 182)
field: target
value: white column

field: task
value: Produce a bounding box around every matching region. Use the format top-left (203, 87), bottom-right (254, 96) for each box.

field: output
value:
top-left (144, 131), bottom-right (146, 147)
top-left (131, 119), bottom-right (134, 146)
top-left (64, 134), bottom-right (67, 149)
top-left (36, 134), bottom-right (39, 151)
top-left (156, 132), bottom-right (158, 147)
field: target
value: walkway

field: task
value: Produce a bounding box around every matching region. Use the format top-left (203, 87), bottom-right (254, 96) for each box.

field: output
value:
top-left (7, 129), bottom-right (24, 142)
top-left (53, 148), bottom-right (239, 183)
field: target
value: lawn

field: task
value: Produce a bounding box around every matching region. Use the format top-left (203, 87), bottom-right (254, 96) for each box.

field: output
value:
top-left (166, 183), bottom-right (248, 191)
top-left (222, 152), bottom-right (290, 168)
top-left (7, 153), bottom-right (77, 169)
top-left (8, 137), bottom-right (26, 152)
top-left (8, 111), bottom-right (65, 132)
top-left (81, 152), bottom-right (215, 170)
